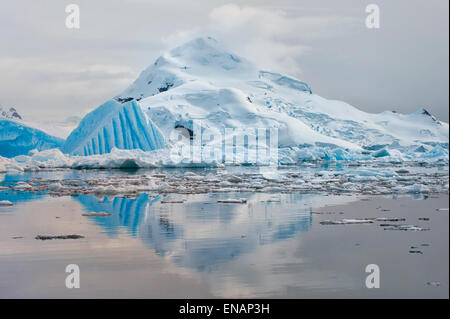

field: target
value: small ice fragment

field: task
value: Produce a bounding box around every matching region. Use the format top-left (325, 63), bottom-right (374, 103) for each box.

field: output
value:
top-left (266, 196), bottom-right (281, 202)
top-left (227, 175), bottom-right (243, 183)
top-left (383, 225), bottom-right (430, 231)
top-left (160, 200), bottom-right (185, 204)
top-left (427, 281), bottom-right (440, 287)
top-left (0, 200), bottom-right (13, 206)
top-left (48, 183), bottom-right (64, 191)
top-left (375, 217), bottom-right (405, 221)
top-left (436, 208), bottom-right (448, 211)
top-left (320, 219), bottom-right (373, 225)
top-left (217, 199), bottom-right (247, 204)
top-left (35, 234), bottom-right (85, 240)
top-left (184, 172), bottom-right (198, 177)
top-left (81, 213), bottom-right (112, 217)
top-left (13, 182), bottom-right (32, 190)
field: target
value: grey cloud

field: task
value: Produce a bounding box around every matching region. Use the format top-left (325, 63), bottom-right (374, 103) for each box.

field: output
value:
top-left (0, 0), bottom-right (448, 122)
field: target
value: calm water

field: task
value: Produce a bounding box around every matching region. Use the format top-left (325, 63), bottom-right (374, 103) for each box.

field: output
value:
top-left (0, 169), bottom-right (448, 298)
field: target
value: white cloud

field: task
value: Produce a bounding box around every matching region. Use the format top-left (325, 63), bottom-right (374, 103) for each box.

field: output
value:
top-left (165, 3), bottom-right (357, 77)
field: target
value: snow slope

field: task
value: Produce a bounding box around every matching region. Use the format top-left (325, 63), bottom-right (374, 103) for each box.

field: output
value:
top-left (112, 37), bottom-right (448, 161)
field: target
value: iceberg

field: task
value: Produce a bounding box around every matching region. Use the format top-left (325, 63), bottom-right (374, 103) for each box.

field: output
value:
top-left (3, 37), bottom-right (448, 166)
top-left (62, 100), bottom-right (165, 156)
top-left (0, 119), bottom-right (64, 158)
top-left (113, 37), bottom-right (447, 162)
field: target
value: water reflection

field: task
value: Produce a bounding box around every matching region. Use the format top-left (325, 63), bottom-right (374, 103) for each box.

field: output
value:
top-left (75, 194), bottom-right (159, 236)
top-left (0, 190), bottom-right (44, 204)
top-left (76, 193), bottom-right (314, 271)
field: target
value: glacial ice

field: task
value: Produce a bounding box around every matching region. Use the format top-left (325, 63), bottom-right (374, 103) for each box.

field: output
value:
top-left (0, 120), bottom-right (64, 158)
top-left (1, 37), bottom-right (448, 170)
top-left (62, 100), bottom-right (165, 156)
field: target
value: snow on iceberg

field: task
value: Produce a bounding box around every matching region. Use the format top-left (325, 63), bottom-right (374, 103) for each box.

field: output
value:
top-left (62, 100), bottom-right (165, 156)
top-left (4, 37), bottom-right (447, 167)
top-left (114, 37), bottom-right (447, 162)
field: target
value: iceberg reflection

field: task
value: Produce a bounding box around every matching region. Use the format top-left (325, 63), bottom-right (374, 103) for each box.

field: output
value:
top-left (76, 193), bottom-right (314, 271)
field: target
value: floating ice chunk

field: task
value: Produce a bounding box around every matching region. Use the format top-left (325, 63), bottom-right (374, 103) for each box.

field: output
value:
top-left (35, 234), bottom-right (85, 240)
top-left (405, 184), bottom-right (430, 194)
top-left (184, 172), bottom-right (199, 177)
top-left (350, 175), bottom-right (379, 182)
top-left (13, 155), bottom-right (30, 163)
top-left (0, 200), bottom-right (13, 206)
top-left (227, 175), bottom-right (243, 183)
top-left (383, 224), bottom-right (430, 231)
top-left (421, 145), bottom-right (449, 159)
top-left (346, 168), bottom-right (396, 177)
top-left (320, 219), bottom-right (373, 225)
top-left (160, 200), bottom-right (185, 204)
top-left (82, 212), bottom-right (112, 217)
top-left (427, 281), bottom-right (441, 287)
top-left (373, 148), bottom-right (390, 158)
top-left (374, 217), bottom-right (405, 222)
top-left (261, 186), bottom-right (286, 192)
top-left (31, 148), bottom-right (68, 163)
top-left (13, 182), bottom-right (32, 191)
top-left (265, 196), bottom-right (281, 202)
top-left (48, 183), bottom-right (64, 192)
top-left (92, 185), bottom-right (120, 195)
top-left (217, 199), bottom-right (247, 204)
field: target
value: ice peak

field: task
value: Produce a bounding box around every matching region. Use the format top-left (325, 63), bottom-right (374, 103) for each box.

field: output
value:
top-left (0, 105), bottom-right (22, 121)
top-left (172, 37), bottom-right (219, 51)
top-left (116, 37), bottom-right (255, 101)
top-left (168, 36), bottom-right (246, 70)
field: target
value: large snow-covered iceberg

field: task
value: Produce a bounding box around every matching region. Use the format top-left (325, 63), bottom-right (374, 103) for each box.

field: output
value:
top-left (112, 37), bottom-right (448, 159)
top-left (9, 37), bottom-right (446, 167)
top-left (62, 100), bottom-right (165, 156)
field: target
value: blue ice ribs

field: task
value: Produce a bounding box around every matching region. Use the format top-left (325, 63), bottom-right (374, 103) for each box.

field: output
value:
top-left (62, 100), bottom-right (165, 156)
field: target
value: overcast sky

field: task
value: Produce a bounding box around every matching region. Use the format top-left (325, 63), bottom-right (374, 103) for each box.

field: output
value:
top-left (0, 0), bottom-right (448, 122)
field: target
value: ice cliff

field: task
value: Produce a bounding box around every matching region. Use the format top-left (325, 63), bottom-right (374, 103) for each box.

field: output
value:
top-left (62, 100), bottom-right (164, 156)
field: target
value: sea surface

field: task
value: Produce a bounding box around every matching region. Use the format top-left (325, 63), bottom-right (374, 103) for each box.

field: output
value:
top-left (0, 167), bottom-right (448, 298)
